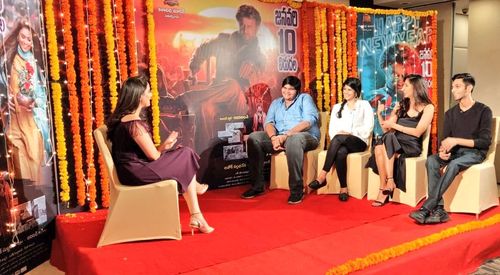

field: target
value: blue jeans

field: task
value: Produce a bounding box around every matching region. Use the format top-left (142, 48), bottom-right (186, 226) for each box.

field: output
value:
top-left (247, 131), bottom-right (319, 195)
top-left (423, 148), bottom-right (485, 210)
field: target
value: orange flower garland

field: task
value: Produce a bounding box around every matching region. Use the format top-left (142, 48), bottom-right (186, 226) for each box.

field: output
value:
top-left (431, 13), bottom-right (438, 154)
top-left (88, 0), bottom-right (110, 207)
top-left (74, 0), bottom-right (97, 211)
top-left (114, 0), bottom-right (129, 81)
top-left (44, 0), bottom-right (70, 203)
top-left (125, 0), bottom-right (138, 76)
top-left (61, 0), bottom-right (86, 205)
top-left (103, 0), bottom-right (119, 110)
top-left (146, 0), bottom-right (161, 144)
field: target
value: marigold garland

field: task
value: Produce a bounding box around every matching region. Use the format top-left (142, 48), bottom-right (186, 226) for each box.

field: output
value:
top-left (88, 0), bottom-right (110, 207)
top-left (125, 0), bottom-right (138, 76)
top-left (327, 9), bottom-right (336, 107)
top-left (103, 0), bottom-right (119, 110)
top-left (61, 0), bottom-right (86, 205)
top-left (341, 11), bottom-right (348, 84)
top-left (431, 13), bottom-right (439, 154)
top-left (326, 214), bottom-right (500, 274)
top-left (313, 7), bottom-right (323, 110)
top-left (335, 10), bottom-right (343, 102)
top-left (114, 0), bottom-right (128, 81)
top-left (320, 9), bottom-right (330, 112)
top-left (146, 0), bottom-right (161, 144)
top-left (44, 0), bottom-right (70, 203)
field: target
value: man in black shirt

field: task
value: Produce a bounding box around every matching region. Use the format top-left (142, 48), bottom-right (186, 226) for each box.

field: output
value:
top-left (410, 73), bottom-right (492, 224)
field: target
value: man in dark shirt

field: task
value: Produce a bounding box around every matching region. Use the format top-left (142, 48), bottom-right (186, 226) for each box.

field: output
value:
top-left (410, 73), bottom-right (492, 224)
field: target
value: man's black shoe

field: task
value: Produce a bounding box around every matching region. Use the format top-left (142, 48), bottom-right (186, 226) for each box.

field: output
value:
top-left (425, 206), bottom-right (450, 224)
top-left (241, 189), bottom-right (264, 199)
top-left (409, 207), bottom-right (431, 224)
top-left (288, 192), bottom-right (304, 204)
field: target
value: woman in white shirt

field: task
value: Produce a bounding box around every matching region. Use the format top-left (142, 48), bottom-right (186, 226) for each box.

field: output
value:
top-left (308, 78), bottom-right (374, 201)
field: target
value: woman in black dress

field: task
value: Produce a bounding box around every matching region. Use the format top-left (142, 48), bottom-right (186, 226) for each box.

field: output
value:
top-left (369, 74), bottom-right (434, 207)
top-left (107, 75), bottom-right (214, 234)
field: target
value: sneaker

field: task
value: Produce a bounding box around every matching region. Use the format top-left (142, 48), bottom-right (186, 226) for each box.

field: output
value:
top-left (409, 207), bottom-right (431, 224)
top-left (241, 189), bottom-right (264, 199)
top-left (425, 206), bottom-right (450, 224)
top-left (287, 192), bottom-right (304, 204)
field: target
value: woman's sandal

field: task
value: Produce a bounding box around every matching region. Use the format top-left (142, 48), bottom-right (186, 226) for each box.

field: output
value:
top-left (372, 188), bottom-right (389, 207)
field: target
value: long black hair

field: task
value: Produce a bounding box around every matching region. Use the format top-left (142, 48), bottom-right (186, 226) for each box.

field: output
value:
top-left (106, 75), bottom-right (149, 139)
top-left (337, 77), bottom-right (361, 118)
top-left (396, 74), bottom-right (433, 118)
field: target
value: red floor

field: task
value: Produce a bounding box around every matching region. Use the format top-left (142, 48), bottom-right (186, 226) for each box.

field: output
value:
top-left (51, 185), bottom-right (500, 274)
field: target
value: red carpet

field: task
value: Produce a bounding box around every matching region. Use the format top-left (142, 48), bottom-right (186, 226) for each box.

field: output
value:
top-left (50, 185), bottom-right (500, 274)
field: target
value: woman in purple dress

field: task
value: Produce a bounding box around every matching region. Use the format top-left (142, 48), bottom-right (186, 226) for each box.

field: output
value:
top-left (106, 75), bottom-right (214, 234)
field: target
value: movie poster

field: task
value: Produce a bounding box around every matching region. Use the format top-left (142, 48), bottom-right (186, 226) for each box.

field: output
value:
top-left (135, 0), bottom-right (302, 188)
top-left (0, 0), bottom-right (56, 273)
top-left (357, 13), bottom-right (434, 137)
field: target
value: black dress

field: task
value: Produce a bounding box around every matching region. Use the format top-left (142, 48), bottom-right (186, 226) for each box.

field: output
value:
top-left (366, 111), bottom-right (424, 192)
top-left (111, 120), bottom-right (200, 192)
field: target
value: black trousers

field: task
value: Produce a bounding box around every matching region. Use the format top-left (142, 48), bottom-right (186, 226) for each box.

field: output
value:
top-left (247, 131), bottom-right (318, 196)
top-left (322, 134), bottom-right (367, 188)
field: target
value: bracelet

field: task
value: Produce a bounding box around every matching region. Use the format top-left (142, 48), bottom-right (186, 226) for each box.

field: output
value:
top-left (269, 134), bottom-right (277, 139)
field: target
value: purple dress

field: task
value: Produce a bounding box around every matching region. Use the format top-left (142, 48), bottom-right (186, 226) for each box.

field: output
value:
top-left (111, 120), bottom-right (199, 192)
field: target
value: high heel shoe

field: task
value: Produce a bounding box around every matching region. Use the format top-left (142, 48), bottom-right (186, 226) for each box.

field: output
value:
top-left (196, 184), bottom-right (209, 195)
top-left (189, 213), bottom-right (214, 235)
top-left (382, 177), bottom-right (395, 197)
top-left (372, 189), bottom-right (390, 207)
top-left (308, 180), bottom-right (327, 190)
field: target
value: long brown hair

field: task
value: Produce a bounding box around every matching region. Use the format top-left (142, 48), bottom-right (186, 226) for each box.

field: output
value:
top-left (0, 20), bottom-right (43, 80)
top-left (106, 75), bottom-right (149, 139)
top-left (397, 74), bottom-right (433, 118)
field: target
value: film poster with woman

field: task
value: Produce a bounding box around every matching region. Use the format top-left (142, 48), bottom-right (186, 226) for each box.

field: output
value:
top-left (356, 13), bottom-right (436, 137)
top-left (135, 0), bottom-right (303, 188)
top-left (0, 0), bottom-right (56, 273)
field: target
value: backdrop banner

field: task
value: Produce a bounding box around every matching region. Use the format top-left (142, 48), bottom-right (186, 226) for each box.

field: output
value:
top-left (135, 0), bottom-right (303, 188)
top-left (0, 0), bottom-right (56, 273)
top-left (356, 12), bottom-right (435, 137)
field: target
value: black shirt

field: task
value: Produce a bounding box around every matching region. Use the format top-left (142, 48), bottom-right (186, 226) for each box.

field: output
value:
top-left (442, 101), bottom-right (492, 156)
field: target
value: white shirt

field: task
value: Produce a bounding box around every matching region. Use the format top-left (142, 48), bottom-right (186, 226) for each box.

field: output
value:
top-left (329, 99), bottom-right (374, 145)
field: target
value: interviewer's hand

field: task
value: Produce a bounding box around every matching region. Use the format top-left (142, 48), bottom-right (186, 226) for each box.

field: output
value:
top-left (440, 137), bottom-right (457, 153)
top-left (163, 131), bottom-right (178, 150)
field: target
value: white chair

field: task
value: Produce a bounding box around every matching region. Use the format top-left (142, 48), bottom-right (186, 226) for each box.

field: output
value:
top-left (316, 135), bottom-right (372, 199)
top-left (443, 117), bottom-right (499, 217)
top-left (94, 126), bottom-right (181, 247)
top-left (269, 112), bottom-right (328, 192)
top-left (367, 126), bottom-right (431, 207)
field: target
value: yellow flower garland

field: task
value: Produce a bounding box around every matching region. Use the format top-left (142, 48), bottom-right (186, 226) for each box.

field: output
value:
top-left (335, 10), bottom-right (342, 102)
top-left (314, 7), bottom-right (323, 110)
top-left (44, 0), bottom-right (70, 203)
top-left (103, 0), bottom-right (119, 110)
top-left (320, 9), bottom-right (330, 111)
top-left (146, 0), bottom-right (161, 144)
top-left (341, 11), bottom-right (348, 83)
top-left (327, 214), bottom-right (500, 274)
